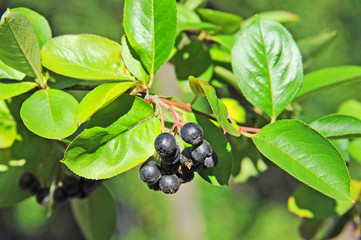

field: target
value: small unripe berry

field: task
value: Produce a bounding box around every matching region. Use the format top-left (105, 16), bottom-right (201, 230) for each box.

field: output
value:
top-left (181, 122), bottom-right (203, 146)
top-left (159, 175), bottom-right (180, 194)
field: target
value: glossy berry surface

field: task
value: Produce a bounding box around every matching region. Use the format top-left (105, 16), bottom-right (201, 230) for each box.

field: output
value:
top-left (154, 133), bottom-right (177, 157)
top-left (160, 160), bottom-right (180, 175)
top-left (36, 188), bottom-right (50, 205)
top-left (180, 122), bottom-right (203, 146)
top-left (147, 182), bottom-right (161, 191)
top-left (53, 186), bottom-right (68, 204)
top-left (18, 172), bottom-right (40, 194)
top-left (159, 175), bottom-right (180, 194)
top-left (191, 140), bottom-right (212, 163)
top-left (139, 161), bottom-right (162, 184)
top-left (204, 152), bottom-right (219, 169)
top-left (178, 171), bottom-right (194, 184)
top-left (61, 175), bottom-right (80, 197)
top-left (161, 145), bottom-right (180, 164)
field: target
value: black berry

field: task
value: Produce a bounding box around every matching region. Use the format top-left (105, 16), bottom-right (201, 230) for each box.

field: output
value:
top-left (159, 175), bottom-right (180, 194)
top-left (191, 140), bottom-right (212, 163)
top-left (191, 162), bottom-right (204, 172)
top-left (36, 188), bottom-right (50, 205)
top-left (139, 161), bottom-right (162, 184)
top-left (53, 186), bottom-right (68, 204)
top-left (147, 182), bottom-right (161, 191)
top-left (154, 133), bottom-right (177, 158)
top-left (18, 172), bottom-right (40, 194)
top-left (77, 178), bottom-right (101, 198)
top-left (177, 171), bottom-right (194, 184)
top-left (162, 145), bottom-right (180, 164)
top-left (61, 175), bottom-right (80, 197)
top-left (181, 122), bottom-right (203, 146)
top-left (179, 147), bottom-right (193, 172)
top-left (160, 160), bottom-right (180, 175)
top-left (204, 152), bottom-right (218, 169)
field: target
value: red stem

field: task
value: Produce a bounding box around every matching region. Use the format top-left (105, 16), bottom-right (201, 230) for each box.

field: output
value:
top-left (239, 126), bottom-right (261, 133)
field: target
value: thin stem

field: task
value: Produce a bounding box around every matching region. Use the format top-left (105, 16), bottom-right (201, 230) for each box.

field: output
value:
top-left (239, 126), bottom-right (261, 133)
top-left (190, 96), bottom-right (199, 105)
top-left (159, 98), bottom-right (192, 111)
top-left (169, 107), bottom-right (182, 133)
top-left (169, 123), bottom-right (177, 134)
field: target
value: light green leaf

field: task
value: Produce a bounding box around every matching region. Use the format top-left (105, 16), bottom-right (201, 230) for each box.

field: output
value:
top-left (71, 185), bottom-right (116, 240)
top-left (296, 66), bottom-right (361, 100)
top-left (0, 100), bottom-right (16, 148)
top-left (210, 35), bottom-right (236, 51)
top-left (337, 99), bottom-right (361, 120)
top-left (63, 95), bottom-right (161, 179)
top-left (189, 77), bottom-right (241, 136)
top-left (0, 12), bottom-right (42, 80)
top-left (242, 11), bottom-right (300, 28)
top-left (310, 114), bottom-right (361, 138)
top-left (177, 3), bottom-right (200, 24)
top-left (197, 8), bottom-right (242, 34)
top-left (41, 34), bottom-right (131, 80)
top-left (20, 89), bottom-right (78, 139)
top-left (253, 120), bottom-right (350, 201)
top-left (121, 36), bottom-right (149, 83)
top-left (10, 7), bottom-right (52, 48)
top-left (182, 0), bottom-right (207, 10)
top-left (348, 139), bottom-right (361, 164)
top-left (123, 0), bottom-right (177, 77)
top-left (331, 139), bottom-right (350, 163)
top-left (177, 22), bottom-right (221, 34)
top-left (0, 59), bottom-right (25, 80)
top-left (0, 82), bottom-right (37, 100)
top-left (76, 81), bottom-right (136, 124)
top-left (209, 45), bottom-right (231, 63)
top-left (220, 98), bottom-right (246, 123)
top-left (232, 18), bottom-right (303, 120)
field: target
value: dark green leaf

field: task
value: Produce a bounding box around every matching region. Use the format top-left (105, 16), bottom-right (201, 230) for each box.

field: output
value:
top-left (20, 89), bottom-right (78, 139)
top-left (0, 82), bottom-right (37, 100)
top-left (310, 114), bottom-right (361, 138)
top-left (0, 12), bottom-right (42, 80)
top-left (253, 120), bottom-right (350, 201)
top-left (232, 18), bottom-right (303, 120)
top-left (63, 95), bottom-right (161, 179)
top-left (242, 11), bottom-right (300, 28)
top-left (41, 34), bottom-right (131, 80)
top-left (71, 185), bottom-right (116, 240)
top-left (189, 77), bottom-right (241, 136)
top-left (76, 82), bottom-right (136, 124)
top-left (9, 7), bottom-right (52, 48)
top-left (0, 100), bottom-right (16, 148)
top-left (197, 8), bottom-right (242, 34)
top-left (47, 73), bottom-right (81, 89)
top-left (0, 59), bottom-right (25, 80)
top-left (123, 0), bottom-right (177, 77)
top-left (296, 66), bottom-right (361, 100)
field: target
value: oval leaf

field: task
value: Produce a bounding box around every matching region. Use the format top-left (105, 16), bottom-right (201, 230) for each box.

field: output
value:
top-left (196, 8), bottom-right (242, 34)
top-left (41, 34), bottom-right (131, 80)
top-left (0, 12), bottom-right (42, 80)
top-left (0, 59), bottom-right (25, 80)
top-left (76, 81), bottom-right (135, 124)
top-left (0, 100), bottom-right (16, 148)
top-left (310, 114), bottom-right (361, 138)
top-left (338, 99), bottom-right (361, 120)
top-left (242, 11), bottom-right (300, 28)
top-left (0, 82), bottom-right (37, 100)
top-left (232, 18), bottom-right (303, 120)
top-left (253, 120), bottom-right (350, 201)
top-left (123, 0), bottom-right (177, 77)
top-left (63, 95), bottom-right (161, 179)
top-left (296, 66), bottom-right (361, 100)
top-left (190, 77), bottom-right (241, 136)
top-left (71, 185), bottom-right (116, 240)
top-left (20, 89), bottom-right (78, 139)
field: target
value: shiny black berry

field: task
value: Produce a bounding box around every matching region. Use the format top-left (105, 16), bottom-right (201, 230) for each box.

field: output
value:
top-left (61, 175), bottom-right (80, 197)
top-left (178, 171), bottom-right (194, 184)
top-left (53, 186), bottom-right (68, 204)
top-left (181, 122), bottom-right (203, 146)
top-left (204, 152), bottom-right (218, 169)
top-left (160, 160), bottom-right (180, 175)
top-left (159, 175), bottom-right (180, 194)
top-left (36, 188), bottom-right (50, 205)
top-left (161, 145), bottom-right (180, 164)
top-left (154, 133), bottom-right (177, 158)
top-left (18, 172), bottom-right (40, 194)
top-left (139, 161), bottom-right (162, 184)
top-left (179, 147), bottom-right (193, 171)
top-left (147, 182), bottom-right (161, 191)
top-left (191, 140), bottom-right (212, 163)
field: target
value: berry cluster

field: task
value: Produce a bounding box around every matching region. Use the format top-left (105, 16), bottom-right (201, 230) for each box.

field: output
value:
top-left (18, 172), bottom-right (101, 205)
top-left (139, 122), bottom-right (218, 194)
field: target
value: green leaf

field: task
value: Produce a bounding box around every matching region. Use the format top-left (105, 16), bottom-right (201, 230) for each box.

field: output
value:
top-left (331, 139), bottom-right (350, 163)
top-left (41, 34), bottom-right (131, 81)
top-left (177, 3), bottom-right (200, 24)
top-left (173, 40), bottom-right (214, 92)
top-left (0, 100), bottom-right (16, 148)
top-left (338, 99), bottom-right (361, 120)
top-left (348, 139), bottom-right (361, 164)
top-left (220, 98), bottom-right (246, 123)
top-left (0, 12), bottom-right (42, 80)
top-left (296, 66), bottom-right (361, 100)
top-left (232, 18), bottom-right (303, 120)
top-left (297, 31), bottom-right (337, 68)
top-left (242, 11), bottom-right (300, 28)
top-left (71, 185), bottom-right (116, 240)
top-left (189, 77), bottom-right (241, 136)
top-left (182, 0), bottom-right (207, 10)
top-left (288, 181), bottom-right (360, 219)
top-left (20, 89), bottom-right (78, 139)
top-left (196, 115), bottom-right (233, 185)
top-left (253, 120), bottom-right (350, 201)
top-left (177, 22), bottom-right (221, 34)
top-left (210, 35), bottom-right (236, 51)
top-left (123, 0), bottom-right (177, 77)
top-left (0, 82), bottom-right (37, 100)
top-left (63, 95), bottom-right (161, 179)
top-left (310, 114), bottom-right (361, 138)
top-left (76, 82), bottom-right (136, 124)
top-left (9, 8), bottom-right (52, 48)
top-left (197, 8), bottom-right (242, 34)
top-left (121, 36), bottom-right (149, 83)
top-left (0, 59), bottom-right (25, 80)
top-left (47, 73), bottom-right (81, 89)
top-left (209, 45), bottom-right (231, 63)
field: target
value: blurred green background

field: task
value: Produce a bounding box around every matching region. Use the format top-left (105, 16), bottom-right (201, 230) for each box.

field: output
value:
top-left (1, 0), bottom-right (361, 239)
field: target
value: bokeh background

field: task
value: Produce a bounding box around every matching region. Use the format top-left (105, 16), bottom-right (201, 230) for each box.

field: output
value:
top-left (1, 0), bottom-right (361, 239)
